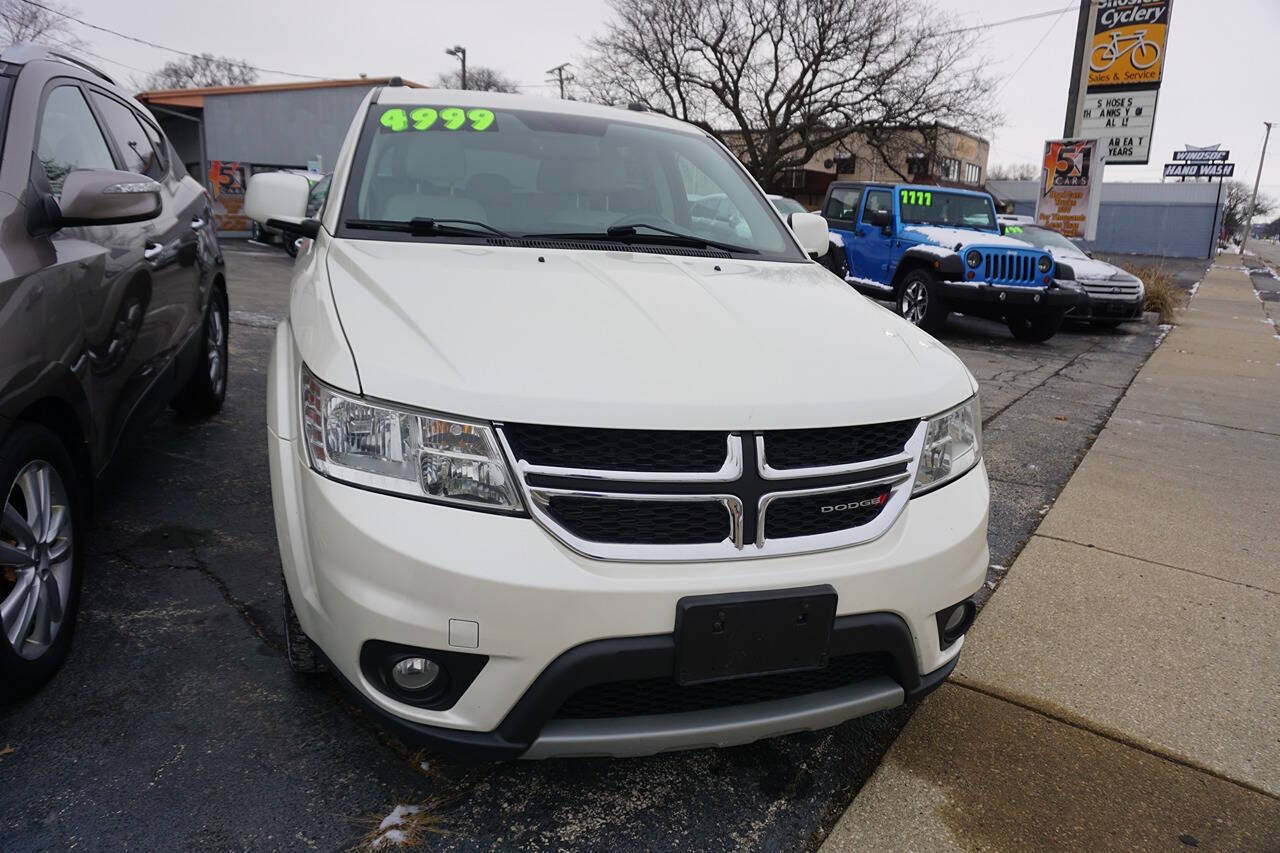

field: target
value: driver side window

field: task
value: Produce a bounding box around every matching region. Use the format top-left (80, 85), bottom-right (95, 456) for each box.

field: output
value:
top-left (861, 189), bottom-right (892, 224)
top-left (36, 85), bottom-right (115, 196)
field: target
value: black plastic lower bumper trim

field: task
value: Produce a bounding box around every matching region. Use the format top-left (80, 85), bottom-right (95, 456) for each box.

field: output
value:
top-left (325, 611), bottom-right (960, 762)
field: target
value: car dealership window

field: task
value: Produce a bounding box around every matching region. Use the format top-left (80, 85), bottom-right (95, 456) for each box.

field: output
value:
top-left (35, 85), bottom-right (115, 194)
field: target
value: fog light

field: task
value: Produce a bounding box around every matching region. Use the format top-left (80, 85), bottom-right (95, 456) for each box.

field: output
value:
top-left (391, 657), bottom-right (442, 692)
top-left (936, 599), bottom-right (976, 647)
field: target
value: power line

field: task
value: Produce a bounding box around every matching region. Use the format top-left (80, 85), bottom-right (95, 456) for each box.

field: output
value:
top-left (938, 3), bottom-right (1079, 38)
top-left (19, 0), bottom-right (328, 80)
top-left (993, 4), bottom-right (1075, 96)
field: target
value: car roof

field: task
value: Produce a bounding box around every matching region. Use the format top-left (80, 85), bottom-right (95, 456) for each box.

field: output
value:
top-left (0, 43), bottom-right (116, 85)
top-left (373, 87), bottom-right (702, 137)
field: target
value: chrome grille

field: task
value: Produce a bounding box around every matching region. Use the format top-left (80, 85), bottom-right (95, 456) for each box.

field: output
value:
top-left (497, 421), bottom-right (925, 562)
top-left (1080, 279), bottom-right (1142, 299)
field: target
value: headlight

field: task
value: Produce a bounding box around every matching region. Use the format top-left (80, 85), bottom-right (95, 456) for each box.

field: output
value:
top-left (965, 250), bottom-right (982, 269)
top-left (301, 368), bottom-right (522, 512)
top-left (1037, 255), bottom-right (1052, 274)
top-left (913, 395), bottom-right (981, 494)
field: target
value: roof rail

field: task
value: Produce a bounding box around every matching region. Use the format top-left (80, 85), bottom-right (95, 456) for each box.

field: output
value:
top-left (46, 49), bottom-right (115, 85)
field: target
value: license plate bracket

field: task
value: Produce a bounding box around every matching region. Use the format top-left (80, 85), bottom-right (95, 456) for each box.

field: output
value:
top-left (674, 586), bottom-right (837, 686)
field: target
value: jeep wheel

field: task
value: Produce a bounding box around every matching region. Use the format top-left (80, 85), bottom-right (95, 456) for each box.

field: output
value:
top-left (821, 243), bottom-right (848, 280)
top-left (1008, 311), bottom-right (1065, 342)
top-left (0, 424), bottom-right (84, 698)
top-left (897, 269), bottom-right (947, 333)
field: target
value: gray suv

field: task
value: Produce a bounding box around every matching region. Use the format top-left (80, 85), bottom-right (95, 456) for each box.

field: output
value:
top-left (0, 46), bottom-right (228, 694)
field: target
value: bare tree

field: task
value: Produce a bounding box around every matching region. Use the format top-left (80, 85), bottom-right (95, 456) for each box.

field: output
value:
top-left (0, 0), bottom-right (84, 50)
top-left (144, 53), bottom-right (258, 89)
top-left (435, 66), bottom-right (520, 93)
top-left (988, 162), bottom-right (1039, 181)
top-left (580, 0), bottom-right (997, 186)
top-left (1222, 180), bottom-right (1276, 237)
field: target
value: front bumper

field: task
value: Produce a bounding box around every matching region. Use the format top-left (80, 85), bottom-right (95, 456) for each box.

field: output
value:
top-left (1073, 293), bottom-right (1145, 320)
top-left (267, 326), bottom-right (989, 760)
top-left (937, 280), bottom-right (1083, 314)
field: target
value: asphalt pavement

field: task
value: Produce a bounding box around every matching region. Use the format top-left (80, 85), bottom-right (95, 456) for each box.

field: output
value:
top-left (0, 243), bottom-right (1190, 850)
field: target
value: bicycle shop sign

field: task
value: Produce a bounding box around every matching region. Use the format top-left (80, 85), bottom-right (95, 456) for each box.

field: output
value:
top-left (1089, 0), bottom-right (1173, 88)
top-left (1078, 0), bottom-right (1174, 165)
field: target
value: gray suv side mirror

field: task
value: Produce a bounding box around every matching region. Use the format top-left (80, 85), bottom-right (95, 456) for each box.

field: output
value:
top-left (59, 169), bottom-right (162, 226)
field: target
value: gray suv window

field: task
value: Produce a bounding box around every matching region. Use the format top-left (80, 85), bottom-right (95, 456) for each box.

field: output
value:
top-left (90, 92), bottom-right (163, 180)
top-left (36, 85), bottom-right (114, 194)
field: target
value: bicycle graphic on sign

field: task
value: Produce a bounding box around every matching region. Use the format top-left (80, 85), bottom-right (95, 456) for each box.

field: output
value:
top-left (1090, 29), bottom-right (1162, 73)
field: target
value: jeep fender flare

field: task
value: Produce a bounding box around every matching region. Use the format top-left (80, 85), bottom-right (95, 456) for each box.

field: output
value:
top-left (890, 247), bottom-right (966, 294)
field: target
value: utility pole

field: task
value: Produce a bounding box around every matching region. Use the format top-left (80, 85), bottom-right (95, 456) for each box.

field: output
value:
top-left (1240, 121), bottom-right (1273, 256)
top-left (1063, 0), bottom-right (1098, 136)
top-left (545, 62), bottom-right (573, 99)
top-left (445, 45), bottom-right (467, 90)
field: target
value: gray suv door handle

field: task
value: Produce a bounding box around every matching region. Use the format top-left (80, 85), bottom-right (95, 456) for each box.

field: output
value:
top-left (143, 242), bottom-right (164, 261)
top-left (190, 216), bottom-right (206, 230)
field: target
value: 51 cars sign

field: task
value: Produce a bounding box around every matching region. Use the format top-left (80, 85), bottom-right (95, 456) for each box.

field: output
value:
top-left (1036, 139), bottom-right (1106, 241)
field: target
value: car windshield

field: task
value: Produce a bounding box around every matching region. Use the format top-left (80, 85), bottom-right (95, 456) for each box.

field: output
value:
top-left (898, 189), bottom-right (997, 231)
top-left (770, 196), bottom-right (806, 216)
top-left (1003, 224), bottom-right (1089, 258)
top-left (340, 103), bottom-right (800, 259)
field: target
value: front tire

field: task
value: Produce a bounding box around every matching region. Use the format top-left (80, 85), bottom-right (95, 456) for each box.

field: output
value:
top-left (1008, 311), bottom-right (1065, 342)
top-left (821, 242), bottom-right (848, 280)
top-left (171, 286), bottom-right (228, 416)
top-left (897, 269), bottom-right (948, 333)
top-left (0, 424), bottom-right (84, 698)
top-left (282, 576), bottom-right (325, 674)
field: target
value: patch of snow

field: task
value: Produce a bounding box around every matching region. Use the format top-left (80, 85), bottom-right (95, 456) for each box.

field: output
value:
top-left (378, 805), bottom-right (421, 833)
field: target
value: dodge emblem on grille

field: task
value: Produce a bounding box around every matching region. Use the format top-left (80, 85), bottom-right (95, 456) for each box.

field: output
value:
top-left (820, 495), bottom-right (888, 513)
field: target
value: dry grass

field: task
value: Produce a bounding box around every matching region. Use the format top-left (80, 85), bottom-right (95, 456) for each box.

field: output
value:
top-left (351, 797), bottom-right (453, 851)
top-left (1123, 264), bottom-right (1184, 324)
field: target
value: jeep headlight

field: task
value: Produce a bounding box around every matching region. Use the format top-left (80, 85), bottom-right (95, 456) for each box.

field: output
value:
top-left (1037, 255), bottom-right (1052, 274)
top-left (965, 250), bottom-right (982, 269)
top-left (913, 395), bottom-right (981, 494)
top-left (301, 368), bottom-right (522, 511)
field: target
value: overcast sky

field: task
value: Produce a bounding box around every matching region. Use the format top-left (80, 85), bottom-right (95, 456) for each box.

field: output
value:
top-left (73, 0), bottom-right (1280, 200)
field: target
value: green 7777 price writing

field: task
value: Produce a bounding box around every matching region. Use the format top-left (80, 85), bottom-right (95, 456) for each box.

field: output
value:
top-left (380, 107), bottom-right (496, 132)
top-left (899, 189), bottom-right (933, 206)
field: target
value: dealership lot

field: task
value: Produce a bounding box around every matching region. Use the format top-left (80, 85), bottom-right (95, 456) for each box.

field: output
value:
top-left (0, 246), bottom-right (1180, 850)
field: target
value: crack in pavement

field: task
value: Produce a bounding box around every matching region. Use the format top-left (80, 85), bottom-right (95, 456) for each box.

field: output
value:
top-left (94, 546), bottom-right (282, 653)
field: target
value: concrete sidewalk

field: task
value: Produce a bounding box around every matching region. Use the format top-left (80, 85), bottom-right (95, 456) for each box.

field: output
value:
top-left (822, 261), bottom-right (1280, 850)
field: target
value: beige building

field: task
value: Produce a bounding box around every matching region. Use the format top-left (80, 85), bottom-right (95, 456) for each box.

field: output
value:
top-left (726, 123), bottom-right (990, 209)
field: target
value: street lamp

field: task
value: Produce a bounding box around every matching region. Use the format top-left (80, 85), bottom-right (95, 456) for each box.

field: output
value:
top-left (445, 45), bottom-right (467, 90)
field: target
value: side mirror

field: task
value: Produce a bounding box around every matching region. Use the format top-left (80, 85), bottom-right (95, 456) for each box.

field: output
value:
top-left (245, 171), bottom-right (318, 237)
top-left (788, 212), bottom-right (829, 258)
top-left (866, 208), bottom-right (892, 230)
top-left (58, 169), bottom-right (161, 227)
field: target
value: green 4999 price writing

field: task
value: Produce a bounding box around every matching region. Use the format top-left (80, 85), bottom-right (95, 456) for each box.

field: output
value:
top-left (379, 107), bottom-right (496, 132)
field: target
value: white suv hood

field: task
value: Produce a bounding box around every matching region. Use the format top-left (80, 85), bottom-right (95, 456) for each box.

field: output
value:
top-left (324, 239), bottom-right (975, 430)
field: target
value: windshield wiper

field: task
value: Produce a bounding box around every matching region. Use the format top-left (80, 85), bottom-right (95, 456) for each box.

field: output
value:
top-left (607, 222), bottom-right (759, 255)
top-left (526, 223), bottom-right (758, 255)
top-left (345, 217), bottom-right (512, 239)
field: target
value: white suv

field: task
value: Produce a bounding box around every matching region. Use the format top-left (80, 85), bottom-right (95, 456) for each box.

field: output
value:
top-left (250, 89), bottom-right (987, 760)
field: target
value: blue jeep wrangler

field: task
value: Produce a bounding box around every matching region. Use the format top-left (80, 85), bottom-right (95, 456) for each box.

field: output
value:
top-left (819, 182), bottom-right (1082, 341)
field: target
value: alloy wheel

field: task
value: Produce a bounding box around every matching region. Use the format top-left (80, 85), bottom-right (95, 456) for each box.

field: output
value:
top-left (207, 306), bottom-right (226, 397)
top-left (901, 280), bottom-right (928, 325)
top-left (0, 461), bottom-right (74, 660)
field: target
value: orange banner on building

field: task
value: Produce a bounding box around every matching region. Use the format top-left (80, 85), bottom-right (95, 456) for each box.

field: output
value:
top-left (1088, 0), bottom-right (1173, 88)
